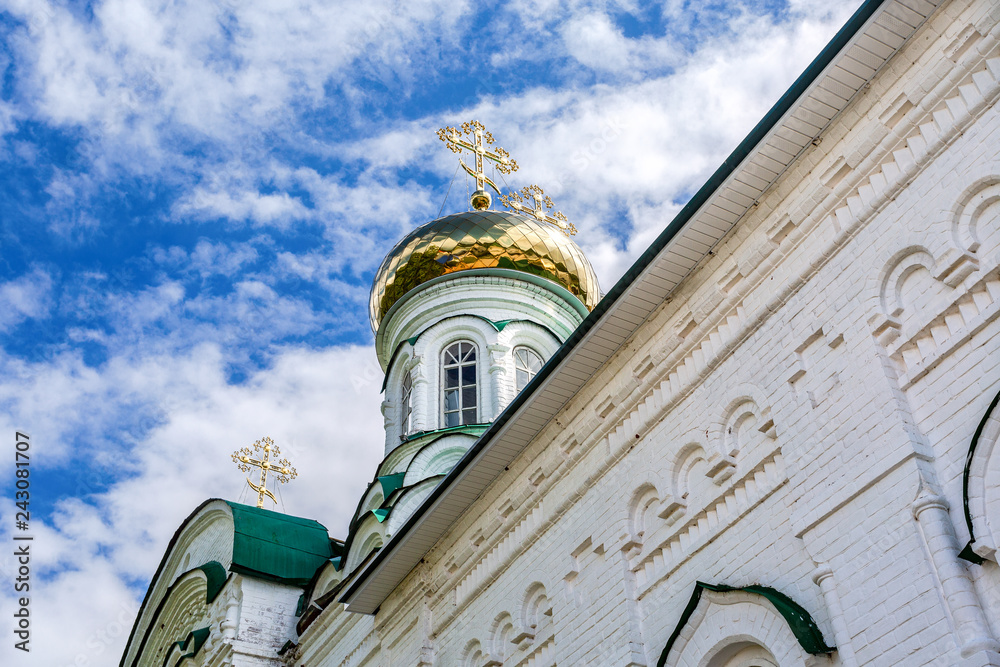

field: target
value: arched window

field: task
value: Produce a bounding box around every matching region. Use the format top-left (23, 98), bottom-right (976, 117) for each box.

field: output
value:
top-left (400, 371), bottom-right (413, 439)
top-left (442, 342), bottom-right (477, 427)
top-left (514, 347), bottom-right (543, 391)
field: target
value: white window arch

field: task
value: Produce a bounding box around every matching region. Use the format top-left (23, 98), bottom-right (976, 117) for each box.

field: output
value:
top-left (514, 346), bottom-right (543, 391)
top-left (442, 341), bottom-right (478, 427)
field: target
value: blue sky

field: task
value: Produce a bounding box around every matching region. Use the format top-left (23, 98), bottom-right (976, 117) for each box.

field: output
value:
top-left (0, 0), bottom-right (859, 663)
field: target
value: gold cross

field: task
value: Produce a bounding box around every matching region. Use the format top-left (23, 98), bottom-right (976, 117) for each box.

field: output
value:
top-left (500, 185), bottom-right (578, 236)
top-left (437, 120), bottom-right (518, 210)
top-left (232, 437), bottom-right (297, 509)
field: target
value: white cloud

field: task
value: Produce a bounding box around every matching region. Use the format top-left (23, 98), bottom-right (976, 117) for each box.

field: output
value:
top-left (560, 10), bottom-right (681, 76)
top-left (0, 342), bottom-right (385, 665)
top-left (563, 13), bottom-right (632, 73)
top-left (5, 0), bottom-right (470, 156)
top-left (0, 267), bottom-right (53, 331)
top-left (151, 238), bottom-right (261, 278)
top-left (178, 185), bottom-right (311, 227)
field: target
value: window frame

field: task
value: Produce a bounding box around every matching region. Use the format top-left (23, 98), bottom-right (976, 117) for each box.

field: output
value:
top-left (513, 346), bottom-right (544, 392)
top-left (399, 370), bottom-right (413, 440)
top-left (441, 340), bottom-right (479, 427)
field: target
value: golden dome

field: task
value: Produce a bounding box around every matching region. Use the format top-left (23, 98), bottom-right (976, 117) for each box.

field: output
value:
top-left (370, 210), bottom-right (600, 332)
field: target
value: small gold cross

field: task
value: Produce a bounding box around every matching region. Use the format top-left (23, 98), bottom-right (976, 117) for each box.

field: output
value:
top-left (501, 185), bottom-right (577, 236)
top-left (437, 120), bottom-right (518, 210)
top-left (232, 437), bottom-right (297, 509)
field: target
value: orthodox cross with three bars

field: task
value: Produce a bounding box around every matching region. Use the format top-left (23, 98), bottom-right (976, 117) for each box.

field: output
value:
top-left (232, 436), bottom-right (297, 509)
top-left (501, 185), bottom-right (578, 236)
top-left (437, 120), bottom-right (518, 210)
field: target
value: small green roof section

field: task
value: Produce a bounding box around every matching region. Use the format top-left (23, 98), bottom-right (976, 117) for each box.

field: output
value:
top-left (194, 562), bottom-right (227, 603)
top-left (378, 473), bottom-right (406, 497)
top-left (225, 501), bottom-right (334, 587)
top-left (164, 627), bottom-right (210, 667)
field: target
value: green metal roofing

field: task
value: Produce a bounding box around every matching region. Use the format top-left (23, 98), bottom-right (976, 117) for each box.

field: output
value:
top-left (378, 473), bottom-right (406, 497)
top-left (657, 582), bottom-right (834, 666)
top-left (194, 562), bottom-right (227, 604)
top-left (163, 627), bottom-right (209, 667)
top-left (225, 501), bottom-right (334, 587)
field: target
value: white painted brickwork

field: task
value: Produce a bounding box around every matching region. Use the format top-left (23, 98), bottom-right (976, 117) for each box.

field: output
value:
top-left (230, 579), bottom-right (301, 666)
top-left (295, 2), bottom-right (1000, 666)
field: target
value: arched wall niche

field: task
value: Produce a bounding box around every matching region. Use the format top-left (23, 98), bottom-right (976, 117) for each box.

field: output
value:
top-left (516, 578), bottom-right (556, 656)
top-left (952, 175), bottom-right (1000, 258)
top-left (312, 562), bottom-right (343, 600)
top-left (707, 386), bottom-right (778, 484)
top-left (628, 483), bottom-right (661, 545)
top-left (521, 581), bottom-right (553, 636)
top-left (344, 515), bottom-right (386, 572)
top-left (489, 611), bottom-right (515, 661)
top-left (403, 436), bottom-right (472, 486)
top-left (385, 476), bottom-right (444, 537)
top-left (876, 246), bottom-right (959, 341)
top-left (667, 443), bottom-right (712, 522)
top-left (462, 638), bottom-right (485, 667)
top-left (704, 641), bottom-right (779, 667)
top-left (657, 583), bottom-right (833, 667)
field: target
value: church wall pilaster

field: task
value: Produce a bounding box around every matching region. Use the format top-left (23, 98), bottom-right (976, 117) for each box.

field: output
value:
top-left (913, 490), bottom-right (1000, 665)
top-left (811, 563), bottom-right (856, 667)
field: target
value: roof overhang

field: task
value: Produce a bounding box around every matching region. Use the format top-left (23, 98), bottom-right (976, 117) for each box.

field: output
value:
top-left (340, 0), bottom-right (942, 614)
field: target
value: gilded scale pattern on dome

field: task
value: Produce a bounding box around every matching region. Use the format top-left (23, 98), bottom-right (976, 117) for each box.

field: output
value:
top-left (370, 211), bottom-right (600, 332)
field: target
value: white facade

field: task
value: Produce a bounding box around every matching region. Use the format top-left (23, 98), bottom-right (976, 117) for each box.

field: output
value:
top-left (378, 271), bottom-right (587, 454)
top-left (124, 1), bottom-right (1000, 666)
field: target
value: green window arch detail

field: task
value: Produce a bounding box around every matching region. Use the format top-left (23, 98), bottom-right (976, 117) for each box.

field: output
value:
top-left (194, 561), bottom-right (227, 604)
top-left (378, 473), bottom-right (406, 497)
top-left (657, 582), bottom-right (834, 667)
top-left (162, 627), bottom-right (210, 667)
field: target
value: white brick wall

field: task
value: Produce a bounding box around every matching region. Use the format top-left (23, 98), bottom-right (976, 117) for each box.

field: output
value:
top-left (295, 2), bottom-right (1000, 665)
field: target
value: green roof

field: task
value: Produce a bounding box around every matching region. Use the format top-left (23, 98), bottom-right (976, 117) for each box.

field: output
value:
top-left (225, 501), bottom-right (334, 586)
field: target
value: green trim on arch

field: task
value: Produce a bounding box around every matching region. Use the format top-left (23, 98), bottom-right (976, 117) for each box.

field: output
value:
top-left (378, 473), bottom-right (406, 497)
top-left (400, 422), bottom-right (490, 445)
top-left (657, 582), bottom-right (834, 667)
top-left (960, 385), bottom-right (1000, 564)
top-left (194, 561), bottom-right (227, 604)
top-left (371, 508), bottom-right (390, 523)
top-left (163, 627), bottom-right (210, 667)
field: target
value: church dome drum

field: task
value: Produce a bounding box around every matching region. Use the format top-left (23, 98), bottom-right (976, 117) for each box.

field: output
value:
top-left (370, 210), bottom-right (600, 332)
